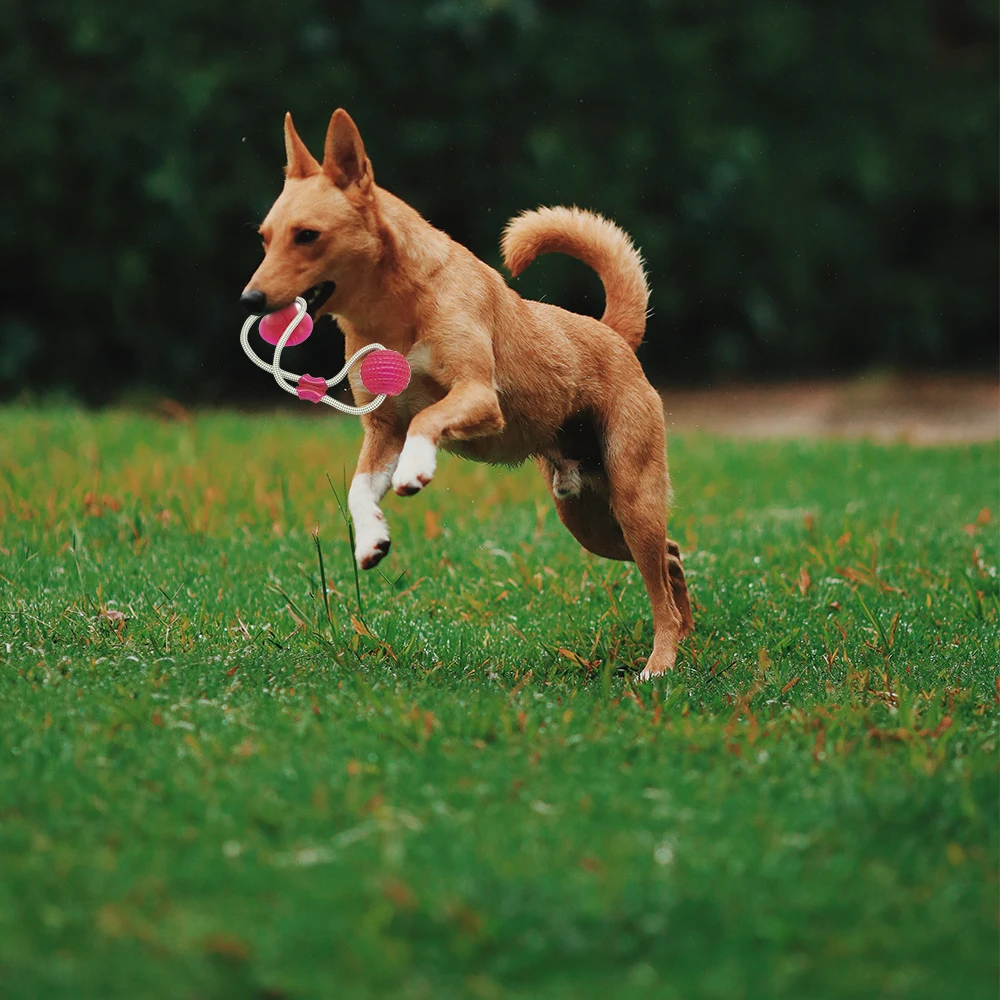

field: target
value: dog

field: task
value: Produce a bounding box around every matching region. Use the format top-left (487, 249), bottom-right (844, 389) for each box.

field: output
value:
top-left (241, 110), bottom-right (694, 677)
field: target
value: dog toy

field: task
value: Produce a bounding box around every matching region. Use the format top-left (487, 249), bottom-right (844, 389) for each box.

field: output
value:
top-left (240, 298), bottom-right (410, 414)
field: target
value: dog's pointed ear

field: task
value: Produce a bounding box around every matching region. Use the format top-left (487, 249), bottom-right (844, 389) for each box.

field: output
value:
top-left (323, 109), bottom-right (373, 191)
top-left (284, 112), bottom-right (320, 179)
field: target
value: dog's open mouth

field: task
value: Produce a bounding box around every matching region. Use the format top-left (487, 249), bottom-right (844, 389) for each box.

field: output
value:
top-left (302, 281), bottom-right (336, 317)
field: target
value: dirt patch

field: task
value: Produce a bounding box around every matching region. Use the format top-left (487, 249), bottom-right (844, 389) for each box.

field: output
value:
top-left (661, 374), bottom-right (998, 444)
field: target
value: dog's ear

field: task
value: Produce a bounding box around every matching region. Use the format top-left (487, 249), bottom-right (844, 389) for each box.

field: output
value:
top-left (323, 109), bottom-right (373, 192)
top-left (284, 112), bottom-right (320, 179)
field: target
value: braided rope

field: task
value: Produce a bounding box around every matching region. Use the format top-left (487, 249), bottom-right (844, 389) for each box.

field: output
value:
top-left (240, 297), bottom-right (388, 415)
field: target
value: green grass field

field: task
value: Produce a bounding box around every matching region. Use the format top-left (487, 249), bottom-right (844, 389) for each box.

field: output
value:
top-left (1, 408), bottom-right (997, 1000)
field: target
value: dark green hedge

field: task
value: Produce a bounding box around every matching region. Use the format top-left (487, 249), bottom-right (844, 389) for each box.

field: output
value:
top-left (2, 0), bottom-right (996, 400)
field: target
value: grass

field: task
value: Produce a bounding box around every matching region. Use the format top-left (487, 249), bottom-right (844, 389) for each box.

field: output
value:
top-left (0, 406), bottom-right (997, 1000)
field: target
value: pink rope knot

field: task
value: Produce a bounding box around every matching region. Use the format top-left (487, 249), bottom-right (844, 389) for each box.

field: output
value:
top-left (296, 373), bottom-right (328, 403)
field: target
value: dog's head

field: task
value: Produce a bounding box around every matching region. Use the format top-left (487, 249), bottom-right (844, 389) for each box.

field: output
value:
top-left (241, 110), bottom-right (378, 317)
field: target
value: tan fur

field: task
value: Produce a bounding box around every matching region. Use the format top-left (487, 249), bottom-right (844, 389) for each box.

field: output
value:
top-left (244, 110), bottom-right (694, 677)
top-left (502, 206), bottom-right (649, 350)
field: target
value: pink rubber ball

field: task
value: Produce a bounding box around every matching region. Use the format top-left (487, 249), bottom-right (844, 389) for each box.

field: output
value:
top-left (360, 350), bottom-right (411, 396)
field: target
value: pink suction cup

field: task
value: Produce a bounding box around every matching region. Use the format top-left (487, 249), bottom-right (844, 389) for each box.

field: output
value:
top-left (258, 304), bottom-right (313, 346)
top-left (360, 350), bottom-right (411, 396)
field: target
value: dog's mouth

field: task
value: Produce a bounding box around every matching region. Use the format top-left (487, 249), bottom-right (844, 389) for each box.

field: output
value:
top-left (302, 280), bottom-right (337, 317)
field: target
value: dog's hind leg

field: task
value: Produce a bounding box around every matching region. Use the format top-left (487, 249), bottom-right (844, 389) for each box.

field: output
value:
top-left (665, 539), bottom-right (694, 637)
top-left (535, 461), bottom-right (694, 635)
top-left (593, 385), bottom-right (688, 679)
top-left (535, 457), bottom-right (630, 560)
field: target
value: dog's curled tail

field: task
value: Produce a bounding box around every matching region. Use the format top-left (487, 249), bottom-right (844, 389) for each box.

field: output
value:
top-left (501, 206), bottom-right (649, 350)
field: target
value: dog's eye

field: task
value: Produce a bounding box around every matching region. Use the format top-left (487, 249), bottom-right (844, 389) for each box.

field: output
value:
top-left (294, 229), bottom-right (320, 245)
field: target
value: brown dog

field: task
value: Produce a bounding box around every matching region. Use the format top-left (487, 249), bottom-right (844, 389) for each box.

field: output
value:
top-left (242, 110), bottom-right (694, 677)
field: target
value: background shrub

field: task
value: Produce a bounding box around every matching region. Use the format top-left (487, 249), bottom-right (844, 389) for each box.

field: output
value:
top-left (2, 0), bottom-right (996, 401)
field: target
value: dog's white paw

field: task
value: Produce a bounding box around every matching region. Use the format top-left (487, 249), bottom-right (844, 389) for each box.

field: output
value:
top-left (349, 471), bottom-right (392, 570)
top-left (354, 518), bottom-right (391, 570)
top-left (392, 435), bottom-right (437, 496)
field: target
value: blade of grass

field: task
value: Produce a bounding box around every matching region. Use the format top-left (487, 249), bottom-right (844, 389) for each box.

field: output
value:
top-left (313, 525), bottom-right (333, 624)
top-left (327, 471), bottom-right (363, 620)
top-left (854, 587), bottom-right (892, 657)
top-left (267, 582), bottom-right (315, 630)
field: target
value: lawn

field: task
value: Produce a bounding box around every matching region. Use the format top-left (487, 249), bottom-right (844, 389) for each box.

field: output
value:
top-left (0, 407), bottom-right (997, 1000)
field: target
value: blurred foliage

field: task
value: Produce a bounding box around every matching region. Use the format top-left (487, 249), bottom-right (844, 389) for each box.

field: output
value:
top-left (1, 0), bottom-right (996, 401)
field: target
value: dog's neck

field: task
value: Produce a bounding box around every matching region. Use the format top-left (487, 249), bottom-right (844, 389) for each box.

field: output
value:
top-left (330, 187), bottom-right (450, 351)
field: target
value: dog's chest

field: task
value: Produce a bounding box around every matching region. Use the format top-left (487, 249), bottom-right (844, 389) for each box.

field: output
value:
top-left (345, 341), bottom-right (440, 416)
top-left (395, 377), bottom-right (443, 422)
top-left (392, 342), bottom-right (443, 420)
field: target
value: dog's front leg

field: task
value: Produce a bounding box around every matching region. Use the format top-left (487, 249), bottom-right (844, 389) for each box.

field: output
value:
top-left (392, 380), bottom-right (504, 496)
top-left (349, 416), bottom-right (405, 569)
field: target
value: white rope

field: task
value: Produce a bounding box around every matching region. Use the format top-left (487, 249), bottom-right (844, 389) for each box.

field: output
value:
top-left (240, 297), bottom-right (388, 415)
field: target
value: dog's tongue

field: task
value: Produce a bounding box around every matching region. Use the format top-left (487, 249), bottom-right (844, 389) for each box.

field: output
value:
top-left (258, 304), bottom-right (313, 346)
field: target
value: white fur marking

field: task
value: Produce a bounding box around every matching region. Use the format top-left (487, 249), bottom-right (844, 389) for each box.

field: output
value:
top-left (405, 342), bottom-right (433, 377)
top-left (349, 464), bottom-right (395, 568)
top-left (392, 435), bottom-right (437, 495)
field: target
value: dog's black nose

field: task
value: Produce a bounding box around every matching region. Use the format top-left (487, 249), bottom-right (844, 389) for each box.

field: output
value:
top-left (240, 289), bottom-right (268, 314)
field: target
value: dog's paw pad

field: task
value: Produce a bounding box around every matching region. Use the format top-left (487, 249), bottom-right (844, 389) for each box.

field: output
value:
top-left (394, 482), bottom-right (425, 497)
top-left (357, 536), bottom-right (391, 570)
